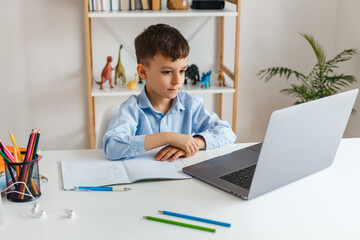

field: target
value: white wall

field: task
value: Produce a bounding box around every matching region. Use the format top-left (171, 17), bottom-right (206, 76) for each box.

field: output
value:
top-left (232, 0), bottom-right (360, 142)
top-left (0, 0), bottom-right (359, 150)
top-left (0, 0), bottom-right (90, 150)
top-left (335, 0), bottom-right (360, 137)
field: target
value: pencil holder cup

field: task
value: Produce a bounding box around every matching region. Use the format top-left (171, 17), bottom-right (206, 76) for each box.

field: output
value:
top-left (4, 156), bottom-right (41, 202)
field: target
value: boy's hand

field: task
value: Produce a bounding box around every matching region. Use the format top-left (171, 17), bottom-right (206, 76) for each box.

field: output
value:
top-left (170, 133), bottom-right (199, 156)
top-left (155, 146), bottom-right (186, 162)
top-left (155, 145), bottom-right (198, 162)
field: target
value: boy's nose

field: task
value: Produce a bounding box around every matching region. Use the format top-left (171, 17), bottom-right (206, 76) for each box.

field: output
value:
top-left (172, 73), bottom-right (182, 84)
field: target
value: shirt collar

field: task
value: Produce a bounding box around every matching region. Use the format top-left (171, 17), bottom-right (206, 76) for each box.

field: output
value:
top-left (138, 87), bottom-right (152, 109)
top-left (138, 86), bottom-right (186, 112)
top-left (171, 92), bottom-right (186, 112)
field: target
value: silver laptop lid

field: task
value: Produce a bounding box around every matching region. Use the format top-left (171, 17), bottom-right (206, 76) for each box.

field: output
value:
top-left (248, 89), bottom-right (358, 199)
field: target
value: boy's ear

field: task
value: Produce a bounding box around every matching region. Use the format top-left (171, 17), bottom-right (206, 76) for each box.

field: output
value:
top-left (137, 64), bottom-right (147, 80)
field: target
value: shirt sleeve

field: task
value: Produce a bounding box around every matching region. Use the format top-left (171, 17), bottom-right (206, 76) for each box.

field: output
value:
top-left (191, 97), bottom-right (237, 150)
top-left (103, 98), bottom-right (146, 160)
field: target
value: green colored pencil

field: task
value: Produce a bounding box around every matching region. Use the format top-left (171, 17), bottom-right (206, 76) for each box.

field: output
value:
top-left (0, 150), bottom-right (12, 163)
top-left (143, 216), bottom-right (216, 233)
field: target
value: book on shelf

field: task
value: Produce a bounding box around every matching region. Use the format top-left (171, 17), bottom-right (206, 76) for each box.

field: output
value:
top-left (96, 0), bottom-right (102, 11)
top-left (103, 0), bottom-right (111, 11)
top-left (152, 0), bottom-right (161, 10)
top-left (120, 0), bottom-right (130, 10)
top-left (61, 149), bottom-right (191, 190)
top-left (88, 0), bottom-right (94, 11)
top-left (135, 0), bottom-right (143, 9)
top-left (141, 0), bottom-right (150, 10)
top-left (91, 0), bottom-right (97, 11)
top-left (111, 0), bottom-right (120, 10)
top-left (130, 0), bottom-right (135, 10)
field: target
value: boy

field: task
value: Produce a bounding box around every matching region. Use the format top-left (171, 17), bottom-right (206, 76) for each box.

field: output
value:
top-left (104, 24), bottom-right (236, 161)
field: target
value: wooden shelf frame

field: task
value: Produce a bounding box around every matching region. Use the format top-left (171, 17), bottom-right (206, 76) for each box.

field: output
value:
top-left (84, 0), bottom-right (241, 148)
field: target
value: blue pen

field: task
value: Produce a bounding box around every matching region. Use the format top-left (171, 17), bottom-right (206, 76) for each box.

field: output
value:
top-left (159, 210), bottom-right (231, 227)
top-left (74, 186), bottom-right (131, 192)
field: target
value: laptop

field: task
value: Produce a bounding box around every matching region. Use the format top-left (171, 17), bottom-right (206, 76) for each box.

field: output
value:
top-left (183, 89), bottom-right (358, 200)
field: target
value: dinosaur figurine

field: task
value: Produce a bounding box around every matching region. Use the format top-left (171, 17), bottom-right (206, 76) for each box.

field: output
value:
top-left (217, 69), bottom-right (226, 87)
top-left (114, 44), bottom-right (126, 86)
top-left (95, 56), bottom-right (114, 90)
top-left (199, 70), bottom-right (212, 89)
top-left (127, 73), bottom-right (138, 90)
top-left (185, 64), bottom-right (200, 85)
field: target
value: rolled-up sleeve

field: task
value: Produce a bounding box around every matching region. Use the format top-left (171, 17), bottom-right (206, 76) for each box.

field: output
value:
top-left (191, 97), bottom-right (236, 150)
top-left (103, 99), bottom-right (146, 160)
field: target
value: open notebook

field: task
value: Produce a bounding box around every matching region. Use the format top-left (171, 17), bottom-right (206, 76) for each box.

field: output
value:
top-left (61, 149), bottom-right (191, 190)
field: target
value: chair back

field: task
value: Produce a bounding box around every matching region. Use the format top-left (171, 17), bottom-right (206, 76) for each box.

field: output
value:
top-left (95, 105), bottom-right (119, 149)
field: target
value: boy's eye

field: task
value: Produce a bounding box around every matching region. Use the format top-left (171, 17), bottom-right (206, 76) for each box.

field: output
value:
top-left (180, 70), bottom-right (186, 74)
top-left (162, 71), bottom-right (171, 74)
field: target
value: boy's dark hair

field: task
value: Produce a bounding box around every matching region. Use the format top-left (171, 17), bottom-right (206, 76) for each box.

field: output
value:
top-left (134, 24), bottom-right (190, 65)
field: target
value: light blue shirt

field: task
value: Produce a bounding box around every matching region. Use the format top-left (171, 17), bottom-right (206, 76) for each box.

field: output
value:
top-left (104, 88), bottom-right (237, 160)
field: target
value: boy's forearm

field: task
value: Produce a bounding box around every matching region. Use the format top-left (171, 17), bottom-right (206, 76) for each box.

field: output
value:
top-left (144, 132), bottom-right (175, 150)
top-left (144, 132), bottom-right (206, 151)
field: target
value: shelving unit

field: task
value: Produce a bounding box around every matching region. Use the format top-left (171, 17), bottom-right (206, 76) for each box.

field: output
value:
top-left (92, 84), bottom-right (235, 97)
top-left (84, 0), bottom-right (241, 148)
top-left (88, 8), bottom-right (237, 18)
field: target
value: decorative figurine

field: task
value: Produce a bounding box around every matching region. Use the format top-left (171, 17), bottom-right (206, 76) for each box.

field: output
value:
top-left (199, 70), bottom-right (212, 89)
top-left (114, 44), bottom-right (126, 86)
top-left (217, 69), bottom-right (226, 87)
top-left (96, 56), bottom-right (114, 90)
top-left (185, 64), bottom-right (200, 85)
top-left (127, 73), bottom-right (138, 90)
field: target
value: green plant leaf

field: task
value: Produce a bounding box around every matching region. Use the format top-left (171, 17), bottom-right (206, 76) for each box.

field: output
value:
top-left (257, 67), bottom-right (306, 82)
top-left (300, 32), bottom-right (326, 69)
top-left (257, 32), bottom-right (357, 113)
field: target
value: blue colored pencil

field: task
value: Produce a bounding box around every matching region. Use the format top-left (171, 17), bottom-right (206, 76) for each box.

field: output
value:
top-left (158, 210), bottom-right (231, 227)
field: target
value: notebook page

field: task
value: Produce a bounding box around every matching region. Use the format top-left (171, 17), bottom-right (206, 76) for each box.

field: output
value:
top-left (61, 159), bottom-right (130, 190)
top-left (123, 150), bottom-right (191, 182)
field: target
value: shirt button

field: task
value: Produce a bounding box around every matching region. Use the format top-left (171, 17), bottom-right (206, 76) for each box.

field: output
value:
top-left (209, 145), bottom-right (214, 149)
top-left (135, 151), bottom-right (140, 155)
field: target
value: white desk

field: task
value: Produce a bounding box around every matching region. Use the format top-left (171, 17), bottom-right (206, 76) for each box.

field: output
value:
top-left (1, 139), bottom-right (360, 240)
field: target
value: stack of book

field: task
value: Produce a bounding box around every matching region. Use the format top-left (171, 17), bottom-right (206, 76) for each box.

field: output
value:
top-left (89, 0), bottom-right (159, 11)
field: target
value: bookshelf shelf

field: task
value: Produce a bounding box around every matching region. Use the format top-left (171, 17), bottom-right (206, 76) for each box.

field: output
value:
top-left (92, 83), bottom-right (235, 97)
top-left (88, 8), bottom-right (237, 18)
top-left (84, 0), bottom-right (241, 148)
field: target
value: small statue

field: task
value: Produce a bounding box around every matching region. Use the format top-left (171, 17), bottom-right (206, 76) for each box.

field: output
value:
top-left (199, 70), bottom-right (212, 89)
top-left (217, 69), bottom-right (226, 87)
top-left (114, 45), bottom-right (126, 86)
top-left (185, 64), bottom-right (200, 85)
top-left (96, 56), bottom-right (114, 90)
top-left (127, 73), bottom-right (138, 90)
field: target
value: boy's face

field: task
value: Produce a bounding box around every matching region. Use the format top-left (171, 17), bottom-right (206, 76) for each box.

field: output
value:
top-left (137, 53), bottom-right (188, 102)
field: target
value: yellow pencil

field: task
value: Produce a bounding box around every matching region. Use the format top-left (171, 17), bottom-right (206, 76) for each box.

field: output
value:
top-left (8, 130), bottom-right (24, 162)
top-left (14, 149), bottom-right (20, 180)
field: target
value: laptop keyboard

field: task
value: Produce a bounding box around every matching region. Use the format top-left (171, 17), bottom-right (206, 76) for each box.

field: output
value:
top-left (220, 165), bottom-right (256, 190)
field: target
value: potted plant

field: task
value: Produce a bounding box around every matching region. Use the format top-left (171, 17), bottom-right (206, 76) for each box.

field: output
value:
top-left (257, 33), bottom-right (357, 110)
